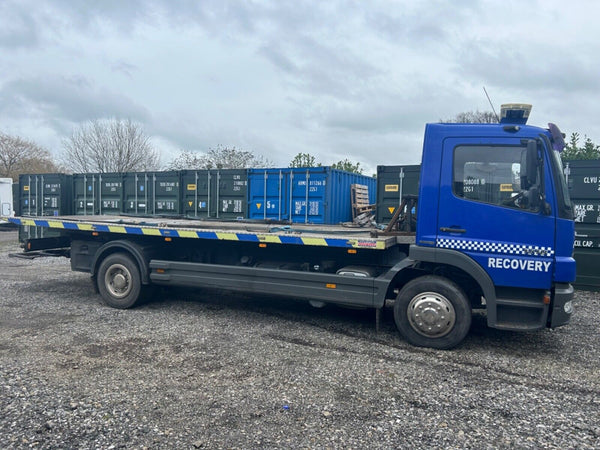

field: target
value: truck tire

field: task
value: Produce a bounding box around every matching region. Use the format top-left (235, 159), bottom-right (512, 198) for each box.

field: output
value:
top-left (394, 275), bottom-right (471, 349)
top-left (97, 252), bottom-right (142, 309)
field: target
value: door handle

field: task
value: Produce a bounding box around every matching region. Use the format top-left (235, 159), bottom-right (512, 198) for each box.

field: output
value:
top-left (440, 227), bottom-right (466, 233)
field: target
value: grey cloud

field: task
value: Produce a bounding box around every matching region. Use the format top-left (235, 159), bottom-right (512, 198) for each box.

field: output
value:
top-left (258, 44), bottom-right (298, 74)
top-left (0, 0), bottom-right (157, 48)
top-left (111, 60), bottom-right (138, 78)
top-left (320, 83), bottom-right (464, 134)
top-left (456, 41), bottom-right (600, 94)
top-left (0, 75), bottom-right (151, 127)
top-left (258, 31), bottom-right (381, 101)
top-left (0, 3), bottom-right (40, 48)
top-left (365, 1), bottom-right (482, 45)
top-left (42, 0), bottom-right (152, 32)
top-left (1, 1), bottom-right (599, 169)
top-left (323, 101), bottom-right (429, 135)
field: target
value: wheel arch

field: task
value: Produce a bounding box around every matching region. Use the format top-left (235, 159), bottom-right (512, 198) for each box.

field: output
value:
top-left (377, 245), bottom-right (496, 310)
top-left (91, 240), bottom-right (151, 285)
top-left (408, 245), bottom-right (496, 305)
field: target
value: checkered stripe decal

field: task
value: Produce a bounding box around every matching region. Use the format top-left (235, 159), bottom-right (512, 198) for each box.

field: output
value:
top-left (437, 238), bottom-right (554, 257)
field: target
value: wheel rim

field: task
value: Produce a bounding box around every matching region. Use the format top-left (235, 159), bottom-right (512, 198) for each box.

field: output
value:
top-left (105, 263), bottom-right (132, 299)
top-left (407, 291), bottom-right (456, 338)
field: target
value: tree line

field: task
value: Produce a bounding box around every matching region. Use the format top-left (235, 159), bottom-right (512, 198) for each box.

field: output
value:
top-left (2, 113), bottom-right (599, 182)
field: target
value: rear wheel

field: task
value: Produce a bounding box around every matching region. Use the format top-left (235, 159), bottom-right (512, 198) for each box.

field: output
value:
top-left (97, 253), bottom-right (142, 309)
top-left (394, 275), bottom-right (471, 349)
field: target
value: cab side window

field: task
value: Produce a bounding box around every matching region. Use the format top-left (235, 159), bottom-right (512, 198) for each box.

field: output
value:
top-left (453, 146), bottom-right (531, 209)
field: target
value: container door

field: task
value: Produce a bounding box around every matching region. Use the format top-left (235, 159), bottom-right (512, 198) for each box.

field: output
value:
top-left (566, 160), bottom-right (600, 288)
top-left (20, 175), bottom-right (38, 216)
top-left (75, 174), bottom-right (96, 215)
top-left (376, 165), bottom-right (420, 224)
top-left (42, 175), bottom-right (62, 216)
top-left (124, 173), bottom-right (150, 215)
top-left (153, 172), bottom-right (180, 215)
top-left (248, 170), bottom-right (289, 221)
top-left (181, 171), bottom-right (207, 218)
top-left (437, 138), bottom-right (555, 289)
top-left (290, 169), bottom-right (326, 224)
top-left (98, 173), bottom-right (123, 215)
top-left (215, 170), bottom-right (247, 219)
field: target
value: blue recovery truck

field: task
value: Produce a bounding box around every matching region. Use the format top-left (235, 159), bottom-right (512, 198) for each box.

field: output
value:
top-left (8, 104), bottom-right (575, 349)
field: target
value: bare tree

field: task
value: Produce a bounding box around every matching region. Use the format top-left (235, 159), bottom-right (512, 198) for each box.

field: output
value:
top-left (62, 119), bottom-right (160, 173)
top-left (442, 110), bottom-right (498, 123)
top-left (0, 132), bottom-right (61, 181)
top-left (168, 145), bottom-right (272, 170)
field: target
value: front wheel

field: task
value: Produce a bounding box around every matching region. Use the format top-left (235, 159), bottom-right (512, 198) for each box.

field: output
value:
top-left (394, 275), bottom-right (471, 349)
top-left (97, 253), bottom-right (142, 309)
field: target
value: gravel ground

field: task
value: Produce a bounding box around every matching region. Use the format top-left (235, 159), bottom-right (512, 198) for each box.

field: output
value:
top-left (1, 230), bottom-right (599, 449)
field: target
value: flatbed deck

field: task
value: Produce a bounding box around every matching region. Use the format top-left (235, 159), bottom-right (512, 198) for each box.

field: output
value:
top-left (9, 215), bottom-right (415, 250)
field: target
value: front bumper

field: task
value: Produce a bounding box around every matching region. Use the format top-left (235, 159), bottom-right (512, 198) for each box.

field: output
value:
top-left (549, 283), bottom-right (574, 328)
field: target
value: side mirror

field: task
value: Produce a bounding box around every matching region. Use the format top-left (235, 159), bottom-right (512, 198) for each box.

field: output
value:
top-left (525, 140), bottom-right (538, 187)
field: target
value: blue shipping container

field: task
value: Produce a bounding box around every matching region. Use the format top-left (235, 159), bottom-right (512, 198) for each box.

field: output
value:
top-left (247, 167), bottom-right (376, 224)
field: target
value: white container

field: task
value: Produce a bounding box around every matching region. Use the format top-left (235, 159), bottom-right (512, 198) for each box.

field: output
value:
top-left (0, 178), bottom-right (14, 217)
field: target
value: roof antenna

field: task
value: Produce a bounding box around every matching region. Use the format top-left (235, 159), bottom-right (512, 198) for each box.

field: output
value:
top-left (483, 86), bottom-right (500, 123)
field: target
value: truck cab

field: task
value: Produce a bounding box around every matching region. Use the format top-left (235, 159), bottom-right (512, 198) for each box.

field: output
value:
top-left (407, 104), bottom-right (575, 342)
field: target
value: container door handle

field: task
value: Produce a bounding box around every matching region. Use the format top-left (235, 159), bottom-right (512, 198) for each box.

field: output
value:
top-left (440, 226), bottom-right (466, 233)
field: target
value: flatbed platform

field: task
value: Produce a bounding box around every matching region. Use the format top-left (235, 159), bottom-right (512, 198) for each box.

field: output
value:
top-left (9, 215), bottom-right (415, 250)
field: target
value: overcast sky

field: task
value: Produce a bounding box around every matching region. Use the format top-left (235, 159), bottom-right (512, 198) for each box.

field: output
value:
top-left (1, 0), bottom-right (599, 174)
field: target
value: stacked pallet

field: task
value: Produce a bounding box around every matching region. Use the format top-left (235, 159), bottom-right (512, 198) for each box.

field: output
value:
top-left (351, 184), bottom-right (375, 226)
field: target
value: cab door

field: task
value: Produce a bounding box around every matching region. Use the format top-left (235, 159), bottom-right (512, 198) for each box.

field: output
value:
top-left (437, 137), bottom-right (555, 289)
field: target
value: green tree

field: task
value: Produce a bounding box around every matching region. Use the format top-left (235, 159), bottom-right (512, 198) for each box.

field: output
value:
top-left (288, 152), bottom-right (364, 173)
top-left (289, 152), bottom-right (320, 168)
top-left (561, 132), bottom-right (600, 160)
top-left (331, 158), bottom-right (363, 174)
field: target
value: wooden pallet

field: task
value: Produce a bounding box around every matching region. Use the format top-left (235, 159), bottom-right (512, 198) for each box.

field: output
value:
top-left (351, 184), bottom-right (375, 221)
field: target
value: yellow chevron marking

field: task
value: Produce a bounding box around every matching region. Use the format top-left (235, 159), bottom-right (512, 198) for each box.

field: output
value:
top-left (301, 237), bottom-right (327, 246)
top-left (216, 232), bottom-right (239, 241)
top-left (48, 221), bottom-right (65, 229)
top-left (178, 230), bottom-right (199, 238)
top-left (77, 223), bottom-right (95, 231)
top-left (22, 218), bottom-right (36, 226)
top-left (257, 235), bottom-right (282, 243)
top-left (141, 228), bottom-right (162, 236)
top-left (107, 226), bottom-right (126, 233)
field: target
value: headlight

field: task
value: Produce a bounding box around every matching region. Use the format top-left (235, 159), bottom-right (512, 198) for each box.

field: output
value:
top-left (564, 301), bottom-right (573, 314)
